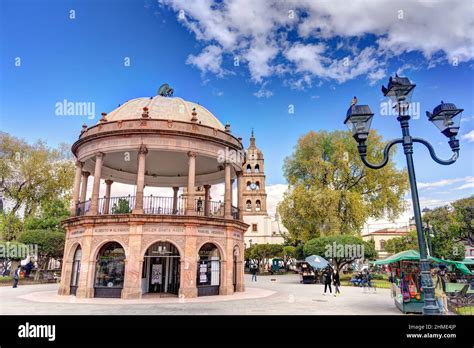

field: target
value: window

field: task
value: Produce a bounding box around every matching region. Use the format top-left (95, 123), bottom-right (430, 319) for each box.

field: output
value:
top-left (246, 181), bottom-right (251, 191)
top-left (95, 242), bottom-right (125, 289)
top-left (255, 200), bottom-right (261, 211)
top-left (380, 240), bottom-right (386, 251)
top-left (254, 164), bottom-right (260, 173)
top-left (255, 181), bottom-right (260, 190)
top-left (252, 223), bottom-right (258, 232)
top-left (246, 200), bottom-right (252, 211)
top-left (197, 243), bottom-right (221, 288)
top-left (246, 164), bottom-right (252, 173)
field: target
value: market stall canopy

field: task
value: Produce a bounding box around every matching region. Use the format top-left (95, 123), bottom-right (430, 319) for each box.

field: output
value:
top-left (305, 255), bottom-right (329, 269)
top-left (461, 258), bottom-right (474, 265)
top-left (372, 250), bottom-right (420, 264)
top-left (371, 250), bottom-right (472, 275)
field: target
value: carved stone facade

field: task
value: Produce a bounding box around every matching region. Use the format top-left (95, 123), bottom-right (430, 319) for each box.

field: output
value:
top-left (59, 92), bottom-right (248, 299)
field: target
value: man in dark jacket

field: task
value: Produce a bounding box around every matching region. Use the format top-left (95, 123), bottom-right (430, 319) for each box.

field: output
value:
top-left (250, 264), bottom-right (258, 282)
top-left (12, 265), bottom-right (21, 288)
top-left (323, 267), bottom-right (332, 295)
top-left (333, 269), bottom-right (341, 297)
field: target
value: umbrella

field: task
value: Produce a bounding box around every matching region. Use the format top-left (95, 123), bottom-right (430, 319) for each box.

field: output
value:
top-left (305, 255), bottom-right (329, 269)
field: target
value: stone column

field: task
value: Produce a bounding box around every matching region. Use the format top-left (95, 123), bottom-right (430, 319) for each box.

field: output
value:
top-left (220, 229), bottom-right (235, 295)
top-left (133, 145), bottom-right (148, 214)
top-left (88, 153), bottom-right (105, 215)
top-left (186, 152), bottom-right (197, 215)
top-left (236, 171), bottom-right (244, 220)
top-left (179, 225), bottom-right (198, 298)
top-left (122, 224), bottom-right (143, 299)
top-left (79, 171), bottom-right (90, 203)
top-left (70, 161), bottom-right (83, 215)
top-left (236, 243), bottom-right (245, 292)
top-left (103, 180), bottom-right (113, 214)
top-left (203, 184), bottom-right (211, 216)
top-left (172, 187), bottom-right (179, 214)
top-left (76, 227), bottom-right (95, 298)
top-left (224, 162), bottom-right (232, 219)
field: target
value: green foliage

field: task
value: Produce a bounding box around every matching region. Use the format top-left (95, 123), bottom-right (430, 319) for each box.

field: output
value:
top-left (278, 130), bottom-right (408, 243)
top-left (384, 231), bottom-right (419, 254)
top-left (245, 244), bottom-right (283, 271)
top-left (0, 212), bottom-right (23, 241)
top-left (303, 235), bottom-right (376, 272)
top-left (282, 246), bottom-right (297, 259)
top-left (421, 197), bottom-right (472, 260)
top-left (112, 198), bottom-right (131, 214)
top-left (0, 132), bottom-right (75, 216)
top-left (24, 199), bottom-right (69, 232)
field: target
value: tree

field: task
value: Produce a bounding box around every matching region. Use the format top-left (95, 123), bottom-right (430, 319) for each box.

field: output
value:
top-left (451, 196), bottom-right (473, 246)
top-left (0, 133), bottom-right (74, 216)
top-left (24, 198), bottom-right (70, 232)
top-left (303, 235), bottom-right (376, 272)
top-left (281, 245), bottom-right (297, 270)
top-left (18, 229), bottom-right (65, 280)
top-left (384, 231), bottom-right (418, 255)
top-left (422, 199), bottom-right (470, 261)
top-left (0, 212), bottom-right (23, 241)
top-left (245, 244), bottom-right (283, 272)
top-left (112, 198), bottom-right (131, 214)
top-left (278, 130), bottom-right (408, 243)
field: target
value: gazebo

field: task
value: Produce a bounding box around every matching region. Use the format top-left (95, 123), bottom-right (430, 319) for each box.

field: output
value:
top-left (58, 86), bottom-right (249, 299)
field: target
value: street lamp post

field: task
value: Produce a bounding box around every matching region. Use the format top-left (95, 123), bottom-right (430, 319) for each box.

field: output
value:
top-left (344, 75), bottom-right (463, 315)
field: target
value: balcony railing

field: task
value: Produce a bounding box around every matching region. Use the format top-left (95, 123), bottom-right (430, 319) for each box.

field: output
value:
top-left (75, 195), bottom-right (240, 220)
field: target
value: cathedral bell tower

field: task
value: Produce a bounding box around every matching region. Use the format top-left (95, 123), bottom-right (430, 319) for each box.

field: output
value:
top-left (242, 130), bottom-right (267, 216)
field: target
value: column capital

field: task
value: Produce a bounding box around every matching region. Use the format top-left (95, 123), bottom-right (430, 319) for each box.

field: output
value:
top-left (203, 184), bottom-right (211, 190)
top-left (138, 145), bottom-right (148, 155)
top-left (173, 186), bottom-right (180, 192)
top-left (236, 170), bottom-right (243, 178)
top-left (187, 151), bottom-right (198, 158)
top-left (75, 160), bottom-right (83, 167)
top-left (105, 179), bottom-right (114, 186)
top-left (82, 171), bottom-right (91, 178)
top-left (96, 152), bottom-right (105, 159)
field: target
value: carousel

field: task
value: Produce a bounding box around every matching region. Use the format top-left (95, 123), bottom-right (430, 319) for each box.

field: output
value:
top-left (58, 85), bottom-right (248, 299)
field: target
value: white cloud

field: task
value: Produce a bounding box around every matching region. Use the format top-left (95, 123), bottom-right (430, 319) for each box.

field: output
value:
top-left (461, 130), bottom-right (474, 142)
top-left (253, 82), bottom-right (273, 98)
top-left (265, 184), bottom-right (288, 216)
top-left (186, 45), bottom-right (226, 76)
top-left (159, 0), bottom-right (474, 83)
top-left (418, 176), bottom-right (473, 190)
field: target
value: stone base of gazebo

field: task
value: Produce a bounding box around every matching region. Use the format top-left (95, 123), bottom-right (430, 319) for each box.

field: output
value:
top-left (59, 214), bottom-right (247, 299)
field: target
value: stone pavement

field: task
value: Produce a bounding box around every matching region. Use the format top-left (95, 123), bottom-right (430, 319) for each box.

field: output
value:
top-left (0, 274), bottom-right (400, 315)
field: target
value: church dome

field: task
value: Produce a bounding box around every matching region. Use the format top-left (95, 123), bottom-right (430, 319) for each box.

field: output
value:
top-left (105, 95), bottom-right (225, 130)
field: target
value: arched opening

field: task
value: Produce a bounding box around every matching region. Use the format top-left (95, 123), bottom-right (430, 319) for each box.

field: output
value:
top-left (246, 164), bottom-right (252, 173)
top-left (246, 181), bottom-right (251, 190)
top-left (254, 164), bottom-right (260, 173)
top-left (255, 200), bottom-right (261, 212)
top-left (70, 245), bottom-right (82, 296)
top-left (255, 181), bottom-right (260, 190)
top-left (142, 241), bottom-right (180, 296)
top-left (94, 242), bottom-right (125, 298)
top-left (246, 200), bottom-right (252, 211)
top-left (380, 239), bottom-right (386, 251)
top-left (197, 243), bottom-right (221, 296)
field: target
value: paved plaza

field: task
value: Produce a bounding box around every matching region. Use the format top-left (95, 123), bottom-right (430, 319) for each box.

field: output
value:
top-left (0, 274), bottom-right (400, 315)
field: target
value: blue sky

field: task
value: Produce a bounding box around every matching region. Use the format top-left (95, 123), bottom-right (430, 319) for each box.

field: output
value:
top-left (1, 0), bottom-right (473, 215)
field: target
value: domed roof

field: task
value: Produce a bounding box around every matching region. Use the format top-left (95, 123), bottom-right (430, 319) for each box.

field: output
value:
top-left (105, 95), bottom-right (225, 130)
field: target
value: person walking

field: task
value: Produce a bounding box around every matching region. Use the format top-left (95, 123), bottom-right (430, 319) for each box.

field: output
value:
top-left (431, 267), bottom-right (447, 314)
top-left (323, 267), bottom-right (332, 295)
top-left (250, 263), bottom-right (258, 282)
top-left (12, 265), bottom-right (21, 288)
top-left (333, 269), bottom-right (341, 296)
